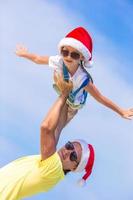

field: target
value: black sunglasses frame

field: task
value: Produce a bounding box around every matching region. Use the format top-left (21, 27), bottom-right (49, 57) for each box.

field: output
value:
top-left (65, 141), bottom-right (79, 165)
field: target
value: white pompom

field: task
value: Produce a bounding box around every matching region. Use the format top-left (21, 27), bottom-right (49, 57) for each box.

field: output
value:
top-left (77, 179), bottom-right (86, 187)
top-left (84, 60), bottom-right (93, 68)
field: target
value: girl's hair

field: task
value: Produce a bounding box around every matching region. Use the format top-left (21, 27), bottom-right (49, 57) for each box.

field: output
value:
top-left (80, 61), bottom-right (93, 83)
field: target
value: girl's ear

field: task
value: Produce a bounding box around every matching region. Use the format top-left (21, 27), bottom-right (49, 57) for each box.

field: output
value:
top-left (80, 55), bottom-right (85, 61)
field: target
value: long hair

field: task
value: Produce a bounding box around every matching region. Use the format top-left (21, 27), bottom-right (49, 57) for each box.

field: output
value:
top-left (80, 61), bottom-right (93, 83)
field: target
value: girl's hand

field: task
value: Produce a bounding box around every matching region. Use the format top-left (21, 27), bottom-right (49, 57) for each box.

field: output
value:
top-left (121, 108), bottom-right (133, 120)
top-left (15, 45), bottom-right (28, 57)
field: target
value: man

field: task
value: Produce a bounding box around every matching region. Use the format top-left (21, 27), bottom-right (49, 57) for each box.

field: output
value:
top-left (0, 74), bottom-right (95, 200)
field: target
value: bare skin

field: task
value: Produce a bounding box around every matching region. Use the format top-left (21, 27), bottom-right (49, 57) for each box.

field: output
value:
top-left (15, 44), bottom-right (133, 146)
top-left (58, 141), bottom-right (82, 171)
top-left (15, 44), bottom-right (133, 120)
top-left (40, 74), bottom-right (81, 171)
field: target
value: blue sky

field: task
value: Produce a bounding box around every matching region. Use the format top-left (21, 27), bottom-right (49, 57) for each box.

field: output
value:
top-left (1, 0), bottom-right (133, 200)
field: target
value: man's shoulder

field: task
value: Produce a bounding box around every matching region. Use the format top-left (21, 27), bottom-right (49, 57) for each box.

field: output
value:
top-left (40, 152), bottom-right (61, 165)
top-left (40, 152), bottom-right (64, 177)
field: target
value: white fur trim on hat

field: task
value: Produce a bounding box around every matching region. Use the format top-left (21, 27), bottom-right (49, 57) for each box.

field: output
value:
top-left (74, 139), bottom-right (90, 172)
top-left (58, 37), bottom-right (91, 62)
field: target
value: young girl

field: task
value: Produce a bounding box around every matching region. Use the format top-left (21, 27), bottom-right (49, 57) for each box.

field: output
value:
top-left (16, 27), bottom-right (133, 143)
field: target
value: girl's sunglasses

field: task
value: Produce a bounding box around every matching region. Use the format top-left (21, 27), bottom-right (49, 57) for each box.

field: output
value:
top-left (65, 141), bottom-right (79, 165)
top-left (61, 49), bottom-right (80, 60)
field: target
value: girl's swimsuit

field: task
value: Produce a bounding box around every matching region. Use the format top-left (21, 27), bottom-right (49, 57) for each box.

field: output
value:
top-left (49, 55), bottom-right (93, 110)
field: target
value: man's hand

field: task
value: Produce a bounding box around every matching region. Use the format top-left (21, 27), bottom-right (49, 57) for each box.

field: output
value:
top-left (15, 45), bottom-right (29, 57)
top-left (54, 73), bottom-right (73, 96)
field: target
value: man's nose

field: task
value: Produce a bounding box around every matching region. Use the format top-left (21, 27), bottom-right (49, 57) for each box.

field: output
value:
top-left (65, 150), bottom-right (71, 159)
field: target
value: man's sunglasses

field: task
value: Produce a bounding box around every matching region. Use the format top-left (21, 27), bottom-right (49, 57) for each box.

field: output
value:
top-left (61, 49), bottom-right (80, 60)
top-left (65, 141), bottom-right (79, 165)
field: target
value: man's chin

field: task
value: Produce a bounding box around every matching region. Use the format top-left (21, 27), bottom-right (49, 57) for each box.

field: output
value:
top-left (57, 149), bottom-right (63, 161)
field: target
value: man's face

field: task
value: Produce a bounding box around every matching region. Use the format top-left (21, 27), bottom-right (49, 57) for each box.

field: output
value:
top-left (58, 141), bottom-right (82, 171)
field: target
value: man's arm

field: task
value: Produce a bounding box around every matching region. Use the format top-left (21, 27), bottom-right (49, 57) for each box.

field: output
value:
top-left (40, 94), bottom-right (68, 160)
top-left (15, 45), bottom-right (49, 64)
top-left (40, 75), bottom-right (73, 160)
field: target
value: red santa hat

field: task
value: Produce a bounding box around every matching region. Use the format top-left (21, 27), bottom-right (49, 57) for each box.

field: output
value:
top-left (74, 139), bottom-right (95, 186)
top-left (58, 27), bottom-right (93, 67)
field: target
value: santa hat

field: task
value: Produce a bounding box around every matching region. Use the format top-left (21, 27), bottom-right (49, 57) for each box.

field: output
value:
top-left (58, 27), bottom-right (93, 68)
top-left (74, 139), bottom-right (95, 186)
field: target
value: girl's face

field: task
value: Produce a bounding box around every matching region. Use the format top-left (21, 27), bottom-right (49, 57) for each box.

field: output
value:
top-left (61, 46), bottom-right (84, 69)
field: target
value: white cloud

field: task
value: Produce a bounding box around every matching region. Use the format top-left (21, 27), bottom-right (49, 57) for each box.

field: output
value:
top-left (0, 0), bottom-right (133, 199)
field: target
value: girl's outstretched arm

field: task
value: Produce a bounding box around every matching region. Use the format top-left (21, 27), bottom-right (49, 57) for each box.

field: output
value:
top-left (15, 45), bottom-right (49, 64)
top-left (85, 82), bottom-right (133, 120)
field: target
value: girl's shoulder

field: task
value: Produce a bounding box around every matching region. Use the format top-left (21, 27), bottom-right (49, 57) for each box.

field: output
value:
top-left (80, 66), bottom-right (93, 83)
top-left (49, 55), bottom-right (63, 69)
